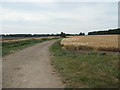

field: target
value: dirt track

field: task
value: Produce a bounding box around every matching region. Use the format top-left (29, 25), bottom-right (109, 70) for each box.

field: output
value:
top-left (2, 40), bottom-right (64, 88)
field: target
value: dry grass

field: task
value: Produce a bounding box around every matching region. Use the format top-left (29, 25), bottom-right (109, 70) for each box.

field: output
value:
top-left (2, 37), bottom-right (57, 42)
top-left (61, 35), bottom-right (119, 51)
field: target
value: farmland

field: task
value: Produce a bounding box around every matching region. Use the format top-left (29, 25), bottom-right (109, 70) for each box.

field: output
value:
top-left (2, 36), bottom-right (58, 42)
top-left (2, 37), bottom-right (59, 56)
top-left (50, 35), bottom-right (119, 88)
top-left (2, 34), bottom-right (119, 88)
top-left (61, 35), bottom-right (119, 52)
top-left (2, 37), bottom-right (30, 41)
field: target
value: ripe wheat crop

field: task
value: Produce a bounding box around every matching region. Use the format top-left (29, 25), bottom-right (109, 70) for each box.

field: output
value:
top-left (61, 35), bottom-right (119, 51)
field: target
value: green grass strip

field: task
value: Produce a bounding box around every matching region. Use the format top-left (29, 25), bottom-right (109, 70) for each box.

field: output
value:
top-left (49, 40), bottom-right (119, 88)
top-left (2, 38), bottom-right (58, 56)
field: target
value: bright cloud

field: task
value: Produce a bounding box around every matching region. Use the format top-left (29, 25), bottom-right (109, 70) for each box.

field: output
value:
top-left (0, 2), bottom-right (118, 34)
top-left (2, 8), bottom-right (52, 22)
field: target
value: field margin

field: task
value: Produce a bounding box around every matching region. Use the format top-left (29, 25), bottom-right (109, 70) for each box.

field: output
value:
top-left (49, 40), bottom-right (119, 88)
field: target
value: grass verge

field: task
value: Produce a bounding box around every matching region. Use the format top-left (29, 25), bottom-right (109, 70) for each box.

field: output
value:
top-left (2, 38), bottom-right (58, 56)
top-left (49, 40), bottom-right (119, 88)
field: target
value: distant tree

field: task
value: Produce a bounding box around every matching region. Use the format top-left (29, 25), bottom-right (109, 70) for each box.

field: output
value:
top-left (51, 33), bottom-right (54, 36)
top-left (88, 28), bottom-right (120, 35)
top-left (79, 32), bottom-right (85, 36)
top-left (60, 32), bottom-right (66, 37)
top-left (82, 33), bottom-right (85, 35)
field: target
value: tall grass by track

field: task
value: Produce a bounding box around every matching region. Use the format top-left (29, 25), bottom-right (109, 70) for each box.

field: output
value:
top-left (49, 41), bottom-right (119, 88)
top-left (2, 38), bottom-right (58, 56)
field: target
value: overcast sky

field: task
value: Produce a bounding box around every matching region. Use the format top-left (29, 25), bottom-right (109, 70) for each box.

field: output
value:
top-left (0, 2), bottom-right (118, 34)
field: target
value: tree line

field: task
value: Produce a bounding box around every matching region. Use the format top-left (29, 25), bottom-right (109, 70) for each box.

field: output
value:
top-left (88, 28), bottom-right (120, 35)
top-left (1, 28), bottom-right (119, 37)
top-left (0, 32), bottom-right (85, 37)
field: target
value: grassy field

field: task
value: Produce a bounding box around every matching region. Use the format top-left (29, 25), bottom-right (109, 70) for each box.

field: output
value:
top-left (61, 35), bottom-right (119, 52)
top-left (50, 40), bottom-right (119, 88)
top-left (2, 37), bottom-right (58, 56)
top-left (2, 36), bottom-right (58, 42)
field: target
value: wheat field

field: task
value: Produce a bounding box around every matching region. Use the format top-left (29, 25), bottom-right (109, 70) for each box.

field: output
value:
top-left (61, 35), bottom-right (119, 51)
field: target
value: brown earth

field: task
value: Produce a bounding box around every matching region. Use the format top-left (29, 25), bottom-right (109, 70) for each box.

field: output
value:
top-left (2, 40), bottom-right (64, 88)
